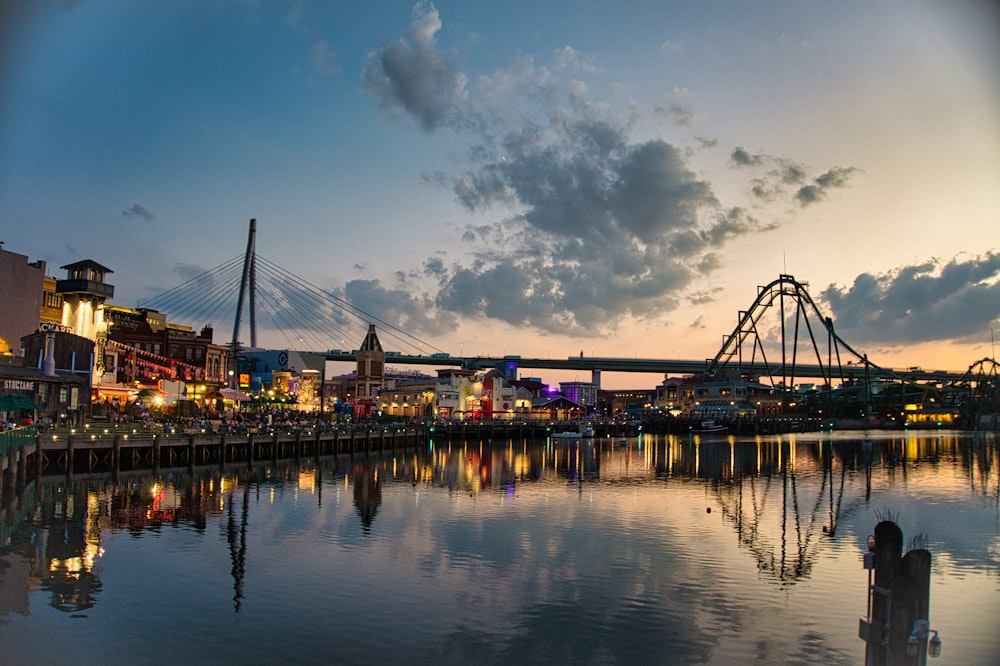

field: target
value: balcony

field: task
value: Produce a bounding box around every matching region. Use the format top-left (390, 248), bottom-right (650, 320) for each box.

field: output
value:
top-left (55, 279), bottom-right (115, 299)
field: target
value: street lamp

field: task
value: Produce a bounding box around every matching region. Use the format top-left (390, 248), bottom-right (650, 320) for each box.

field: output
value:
top-left (906, 619), bottom-right (942, 662)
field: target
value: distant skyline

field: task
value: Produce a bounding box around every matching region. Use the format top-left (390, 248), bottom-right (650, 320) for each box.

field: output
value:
top-left (2, 1), bottom-right (998, 387)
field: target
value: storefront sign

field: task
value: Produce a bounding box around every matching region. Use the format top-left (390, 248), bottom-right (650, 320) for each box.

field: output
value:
top-left (3, 379), bottom-right (35, 391)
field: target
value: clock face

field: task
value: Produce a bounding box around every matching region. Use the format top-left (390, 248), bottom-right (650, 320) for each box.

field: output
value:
top-left (277, 351), bottom-right (288, 367)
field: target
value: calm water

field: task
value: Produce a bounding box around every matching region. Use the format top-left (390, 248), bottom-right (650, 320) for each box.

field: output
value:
top-left (1, 430), bottom-right (997, 665)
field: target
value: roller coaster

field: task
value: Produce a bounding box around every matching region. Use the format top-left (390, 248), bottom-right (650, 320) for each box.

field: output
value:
top-left (704, 274), bottom-right (999, 424)
top-left (139, 221), bottom-right (999, 425)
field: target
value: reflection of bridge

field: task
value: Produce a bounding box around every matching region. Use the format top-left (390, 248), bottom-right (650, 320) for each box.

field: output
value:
top-left (138, 222), bottom-right (999, 414)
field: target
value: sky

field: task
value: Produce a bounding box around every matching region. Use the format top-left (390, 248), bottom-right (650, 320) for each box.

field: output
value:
top-left (2, 0), bottom-right (999, 388)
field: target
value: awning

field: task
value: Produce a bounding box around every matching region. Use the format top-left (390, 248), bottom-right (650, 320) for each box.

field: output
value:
top-left (217, 389), bottom-right (251, 402)
top-left (0, 395), bottom-right (41, 411)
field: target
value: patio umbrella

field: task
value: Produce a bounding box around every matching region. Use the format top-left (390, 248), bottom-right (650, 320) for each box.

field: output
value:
top-left (136, 389), bottom-right (159, 399)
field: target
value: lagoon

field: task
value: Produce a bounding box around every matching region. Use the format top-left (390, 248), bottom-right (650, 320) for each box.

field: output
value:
top-left (1, 430), bottom-right (997, 665)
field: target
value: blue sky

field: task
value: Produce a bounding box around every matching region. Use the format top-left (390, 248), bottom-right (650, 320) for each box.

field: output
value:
top-left (2, 1), bottom-right (998, 385)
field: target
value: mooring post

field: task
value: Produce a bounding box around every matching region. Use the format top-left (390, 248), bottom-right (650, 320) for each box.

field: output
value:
top-left (66, 430), bottom-right (75, 480)
top-left (860, 519), bottom-right (938, 665)
top-left (113, 434), bottom-right (122, 476)
top-left (35, 433), bottom-right (44, 482)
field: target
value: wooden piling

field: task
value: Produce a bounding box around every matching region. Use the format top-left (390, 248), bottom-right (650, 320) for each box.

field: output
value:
top-left (862, 520), bottom-right (934, 665)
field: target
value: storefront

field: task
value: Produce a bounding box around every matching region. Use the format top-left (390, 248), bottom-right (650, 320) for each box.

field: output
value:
top-left (0, 360), bottom-right (89, 427)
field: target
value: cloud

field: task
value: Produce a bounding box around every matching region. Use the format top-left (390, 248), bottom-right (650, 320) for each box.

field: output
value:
top-left (123, 203), bottom-right (155, 221)
top-left (311, 39), bottom-right (339, 77)
top-left (794, 166), bottom-right (858, 206)
top-left (173, 262), bottom-right (207, 281)
top-left (362, 4), bottom-right (467, 131)
top-left (730, 146), bottom-right (763, 167)
top-left (729, 147), bottom-right (859, 207)
top-left (820, 252), bottom-right (1000, 345)
top-left (345, 278), bottom-right (458, 336)
top-left (359, 6), bottom-right (849, 334)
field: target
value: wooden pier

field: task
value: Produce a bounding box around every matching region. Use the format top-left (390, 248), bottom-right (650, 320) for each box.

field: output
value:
top-left (1, 425), bottom-right (427, 495)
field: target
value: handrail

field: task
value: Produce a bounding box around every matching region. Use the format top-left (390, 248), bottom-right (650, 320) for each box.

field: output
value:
top-left (0, 426), bottom-right (38, 457)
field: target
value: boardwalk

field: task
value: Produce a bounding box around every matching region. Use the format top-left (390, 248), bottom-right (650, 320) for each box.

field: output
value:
top-left (1, 424), bottom-right (426, 495)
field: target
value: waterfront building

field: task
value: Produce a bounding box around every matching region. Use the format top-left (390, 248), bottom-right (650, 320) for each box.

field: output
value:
top-left (0, 245), bottom-right (47, 356)
top-left (559, 380), bottom-right (598, 411)
top-left (655, 373), bottom-right (778, 418)
top-left (482, 369), bottom-right (532, 419)
top-left (40, 276), bottom-right (62, 326)
top-left (529, 394), bottom-right (586, 420)
top-left (55, 259), bottom-right (113, 342)
top-left (355, 325), bottom-right (385, 408)
top-left (378, 368), bottom-right (486, 420)
top-left (5, 330), bottom-right (92, 426)
top-left (98, 306), bottom-right (230, 410)
top-left (379, 375), bottom-right (442, 420)
top-left (609, 388), bottom-right (657, 415)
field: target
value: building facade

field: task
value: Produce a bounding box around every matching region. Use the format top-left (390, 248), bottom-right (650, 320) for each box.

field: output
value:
top-left (0, 246), bottom-right (47, 356)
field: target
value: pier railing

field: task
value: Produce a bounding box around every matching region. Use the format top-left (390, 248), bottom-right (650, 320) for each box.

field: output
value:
top-left (1, 426), bottom-right (37, 458)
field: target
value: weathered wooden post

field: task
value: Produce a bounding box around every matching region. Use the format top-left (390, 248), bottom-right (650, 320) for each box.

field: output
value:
top-left (859, 518), bottom-right (939, 665)
top-left (35, 432), bottom-right (44, 482)
top-left (66, 430), bottom-right (75, 480)
top-left (153, 433), bottom-right (161, 476)
top-left (112, 434), bottom-right (122, 477)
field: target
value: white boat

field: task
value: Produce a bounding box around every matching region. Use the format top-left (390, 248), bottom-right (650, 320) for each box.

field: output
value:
top-left (552, 424), bottom-right (596, 439)
top-left (692, 420), bottom-right (728, 435)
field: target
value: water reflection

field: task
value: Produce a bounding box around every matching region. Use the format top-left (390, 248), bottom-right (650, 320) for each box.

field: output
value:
top-left (0, 431), bottom-right (996, 664)
top-left (352, 464), bottom-right (382, 533)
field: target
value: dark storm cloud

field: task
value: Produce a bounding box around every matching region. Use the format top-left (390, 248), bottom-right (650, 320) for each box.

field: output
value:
top-left (820, 253), bottom-right (1000, 344)
top-left (362, 4), bottom-right (466, 131)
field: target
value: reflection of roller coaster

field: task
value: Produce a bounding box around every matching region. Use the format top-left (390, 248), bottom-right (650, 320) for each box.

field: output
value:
top-left (691, 439), bottom-right (894, 585)
top-left (706, 274), bottom-right (1000, 422)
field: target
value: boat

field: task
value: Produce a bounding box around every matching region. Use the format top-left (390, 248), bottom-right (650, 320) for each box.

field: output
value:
top-left (551, 424), bottom-right (596, 439)
top-left (692, 420), bottom-right (728, 435)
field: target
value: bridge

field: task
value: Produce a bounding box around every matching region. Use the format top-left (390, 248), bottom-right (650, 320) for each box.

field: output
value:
top-left (133, 220), bottom-right (997, 417)
top-left (321, 350), bottom-right (964, 383)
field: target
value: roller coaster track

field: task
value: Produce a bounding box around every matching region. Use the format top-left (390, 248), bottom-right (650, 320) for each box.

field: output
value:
top-left (705, 274), bottom-right (1000, 417)
top-left (708, 274), bottom-right (881, 386)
